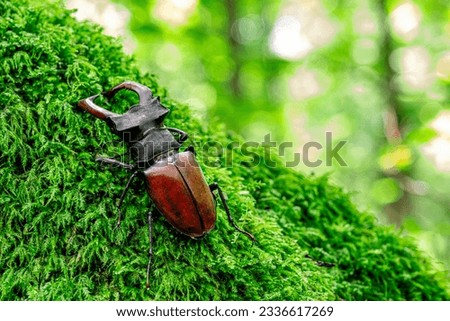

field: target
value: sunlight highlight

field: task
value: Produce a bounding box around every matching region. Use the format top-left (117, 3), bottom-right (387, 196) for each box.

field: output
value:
top-left (390, 2), bottom-right (422, 41)
top-left (400, 46), bottom-right (433, 89)
top-left (269, 0), bottom-right (336, 61)
top-left (423, 111), bottom-right (450, 172)
top-left (430, 111), bottom-right (450, 138)
top-left (269, 15), bottom-right (313, 60)
top-left (436, 52), bottom-right (450, 81)
top-left (153, 0), bottom-right (198, 26)
top-left (66, 0), bottom-right (134, 53)
top-left (66, 0), bottom-right (129, 38)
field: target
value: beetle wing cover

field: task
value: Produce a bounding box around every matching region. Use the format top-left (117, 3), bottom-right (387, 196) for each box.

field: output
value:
top-left (144, 152), bottom-right (216, 238)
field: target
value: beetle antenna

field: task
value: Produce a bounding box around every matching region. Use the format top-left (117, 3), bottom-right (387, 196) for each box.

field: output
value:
top-left (210, 183), bottom-right (256, 243)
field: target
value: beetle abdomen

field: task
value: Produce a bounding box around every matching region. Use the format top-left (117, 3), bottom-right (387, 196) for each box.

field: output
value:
top-left (144, 151), bottom-right (216, 238)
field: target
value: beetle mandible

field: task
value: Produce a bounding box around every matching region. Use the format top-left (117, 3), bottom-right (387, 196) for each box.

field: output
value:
top-left (78, 81), bottom-right (255, 287)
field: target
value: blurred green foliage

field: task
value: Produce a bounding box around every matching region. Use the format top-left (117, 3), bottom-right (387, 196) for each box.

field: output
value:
top-left (109, 0), bottom-right (450, 270)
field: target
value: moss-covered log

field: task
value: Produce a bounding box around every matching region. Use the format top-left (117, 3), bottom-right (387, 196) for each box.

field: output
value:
top-left (0, 0), bottom-right (448, 300)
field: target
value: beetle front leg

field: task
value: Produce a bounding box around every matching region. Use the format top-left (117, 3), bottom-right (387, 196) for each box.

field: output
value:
top-left (96, 156), bottom-right (135, 171)
top-left (166, 127), bottom-right (189, 144)
top-left (146, 211), bottom-right (154, 289)
top-left (209, 183), bottom-right (256, 243)
top-left (115, 170), bottom-right (139, 228)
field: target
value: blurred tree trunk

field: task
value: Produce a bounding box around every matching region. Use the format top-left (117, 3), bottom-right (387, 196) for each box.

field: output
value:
top-left (377, 0), bottom-right (412, 226)
top-left (225, 0), bottom-right (242, 97)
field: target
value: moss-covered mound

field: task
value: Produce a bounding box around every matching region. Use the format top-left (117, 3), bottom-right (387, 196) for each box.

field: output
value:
top-left (0, 0), bottom-right (448, 300)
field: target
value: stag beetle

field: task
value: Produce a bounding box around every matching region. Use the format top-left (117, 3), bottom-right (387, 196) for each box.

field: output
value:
top-left (78, 81), bottom-right (255, 287)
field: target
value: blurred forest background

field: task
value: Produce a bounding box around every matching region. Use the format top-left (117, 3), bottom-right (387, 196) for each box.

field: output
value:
top-left (66, 0), bottom-right (450, 270)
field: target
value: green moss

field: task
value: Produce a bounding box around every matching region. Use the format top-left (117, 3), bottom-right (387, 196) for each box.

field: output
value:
top-left (0, 0), bottom-right (448, 300)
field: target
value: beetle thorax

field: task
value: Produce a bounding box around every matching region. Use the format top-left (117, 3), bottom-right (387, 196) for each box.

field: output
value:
top-left (127, 128), bottom-right (180, 167)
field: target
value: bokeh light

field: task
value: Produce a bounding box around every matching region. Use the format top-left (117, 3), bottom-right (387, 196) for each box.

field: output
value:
top-left (400, 46), bottom-right (434, 89)
top-left (66, 0), bottom-right (134, 53)
top-left (269, 15), bottom-right (313, 60)
top-left (153, 0), bottom-right (198, 26)
top-left (269, 0), bottom-right (336, 60)
top-left (390, 1), bottom-right (422, 41)
top-left (436, 51), bottom-right (450, 81)
top-left (423, 111), bottom-right (450, 172)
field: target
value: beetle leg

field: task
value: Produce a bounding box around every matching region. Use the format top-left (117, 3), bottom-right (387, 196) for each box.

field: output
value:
top-left (146, 211), bottom-right (154, 289)
top-left (166, 127), bottom-right (189, 144)
top-left (115, 170), bottom-right (139, 228)
top-left (103, 81), bottom-right (153, 106)
top-left (209, 183), bottom-right (256, 243)
top-left (95, 156), bottom-right (135, 171)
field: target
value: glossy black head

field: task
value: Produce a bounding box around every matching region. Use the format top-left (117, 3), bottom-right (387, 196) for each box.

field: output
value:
top-left (78, 81), bottom-right (181, 165)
